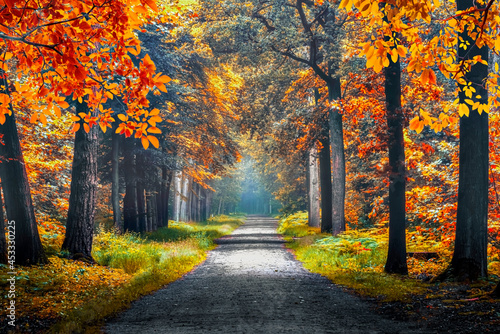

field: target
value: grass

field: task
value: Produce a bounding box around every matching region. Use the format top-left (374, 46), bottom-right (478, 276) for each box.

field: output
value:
top-left (0, 215), bottom-right (244, 333)
top-left (278, 212), bottom-right (500, 302)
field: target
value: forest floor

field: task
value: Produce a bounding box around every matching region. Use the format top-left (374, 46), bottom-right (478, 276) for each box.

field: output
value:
top-left (105, 216), bottom-right (432, 333)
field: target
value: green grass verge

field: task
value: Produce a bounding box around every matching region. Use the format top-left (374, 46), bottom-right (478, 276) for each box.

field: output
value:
top-left (279, 212), bottom-right (426, 302)
top-left (49, 215), bottom-right (244, 333)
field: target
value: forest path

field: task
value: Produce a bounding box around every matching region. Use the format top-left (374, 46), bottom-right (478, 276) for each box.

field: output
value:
top-left (105, 216), bottom-right (432, 333)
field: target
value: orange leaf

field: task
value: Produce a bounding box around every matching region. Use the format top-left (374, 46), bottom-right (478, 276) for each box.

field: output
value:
top-left (141, 136), bottom-right (150, 149)
top-left (30, 112), bottom-right (38, 124)
top-left (147, 135), bottom-right (159, 148)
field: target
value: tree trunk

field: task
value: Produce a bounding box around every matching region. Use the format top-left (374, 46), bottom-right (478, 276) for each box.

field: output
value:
top-left (111, 124), bottom-right (121, 232)
top-left (174, 170), bottom-right (182, 221)
top-left (218, 197), bottom-right (223, 215)
top-left (62, 101), bottom-right (98, 260)
top-left (196, 183), bottom-right (201, 222)
top-left (0, 78), bottom-right (46, 265)
top-left (136, 148), bottom-right (147, 232)
top-left (181, 173), bottom-right (189, 221)
top-left (319, 132), bottom-right (332, 233)
top-left (444, 0), bottom-right (489, 281)
top-left (206, 190), bottom-right (212, 220)
top-left (328, 78), bottom-right (346, 235)
top-left (308, 146), bottom-right (320, 227)
top-left (383, 53), bottom-right (408, 275)
top-left (163, 170), bottom-right (173, 226)
top-left (156, 168), bottom-right (164, 229)
top-left (123, 137), bottom-right (138, 232)
top-left (146, 192), bottom-right (153, 232)
top-left (0, 185), bottom-right (7, 264)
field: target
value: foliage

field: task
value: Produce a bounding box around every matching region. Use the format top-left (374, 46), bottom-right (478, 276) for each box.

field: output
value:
top-left (0, 215), bottom-right (243, 333)
top-left (277, 211), bottom-right (319, 237)
top-left (280, 213), bottom-right (500, 301)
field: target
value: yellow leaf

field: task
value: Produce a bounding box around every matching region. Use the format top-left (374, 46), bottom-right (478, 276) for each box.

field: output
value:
top-left (458, 103), bottom-right (469, 117)
top-left (390, 49), bottom-right (398, 63)
top-left (396, 45), bottom-right (407, 58)
top-left (100, 122), bottom-right (107, 133)
top-left (118, 114), bottom-right (128, 122)
top-left (464, 99), bottom-right (474, 105)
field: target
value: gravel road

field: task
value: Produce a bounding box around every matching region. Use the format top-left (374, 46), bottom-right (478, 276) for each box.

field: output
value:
top-left (105, 216), bottom-right (433, 333)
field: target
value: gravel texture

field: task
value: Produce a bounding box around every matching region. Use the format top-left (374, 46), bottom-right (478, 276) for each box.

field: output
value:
top-left (105, 216), bottom-right (434, 333)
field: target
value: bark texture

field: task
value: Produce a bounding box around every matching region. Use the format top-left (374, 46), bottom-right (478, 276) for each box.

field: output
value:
top-left (447, 0), bottom-right (489, 281)
top-left (111, 126), bottom-right (121, 232)
top-left (328, 78), bottom-right (346, 236)
top-left (62, 101), bottom-right (98, 260)
top-left (308, 147), bottom-right (320, 228)
top-left (0, 77), bottom-right (46, 264)
top-left (383, 54), bottom-right (408, 275)
top-left (319, 131), bottom-right (332, 233)
top-left (123, 137), bottom-right (138, 232)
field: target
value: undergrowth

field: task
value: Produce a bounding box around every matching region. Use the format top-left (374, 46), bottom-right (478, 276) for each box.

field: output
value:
top-left (279, 212), bottom-right (500, 302)
top-left (0, 215), bottom-right (244, 333)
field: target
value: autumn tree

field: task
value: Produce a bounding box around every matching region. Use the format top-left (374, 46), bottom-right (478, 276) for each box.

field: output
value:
top-left (445, 0), bottom-right (490, 280)
top-left (0, 71), bottom-right (46, 264)
top-left (61, 101), bottom-right (98, 260)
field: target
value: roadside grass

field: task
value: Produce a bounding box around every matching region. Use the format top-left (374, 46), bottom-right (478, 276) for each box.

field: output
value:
top-left (279, 212), bottom-right (500, 302)
top-left (0, 215), bottom-right (244, 333)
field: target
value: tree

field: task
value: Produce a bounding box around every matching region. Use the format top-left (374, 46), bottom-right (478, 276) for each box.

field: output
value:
top-left (308, 146), bottom-right (320, 227)
top-left (0, 72), bottom-right (46, 265)
top-left (383, 34), bottom-right (408, 275)
top-left (61, 101), bottom-right (98, 260)
top-left (447, 0), bottom-right (489, 280)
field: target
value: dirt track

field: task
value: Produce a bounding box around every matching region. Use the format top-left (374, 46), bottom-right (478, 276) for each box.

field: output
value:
top-left (105, 216), bottom-right (433, 333)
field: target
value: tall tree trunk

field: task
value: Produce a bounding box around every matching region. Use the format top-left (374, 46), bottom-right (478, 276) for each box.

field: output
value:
top-left (446, 0), bottom-right (489, 281)
top-left (146, 192), bottom-right (153, 232)
top-left (136, 148), bottom-right (147, 232)
top-left (218, 197), bottom-right (223, 216)
top-left (328, 78), bottom-right (346, 235)
top-left (0, 185), bottom-right (7, 264)
top-left (0, 76), bottom-right (45, 265)
top-left (309, 146), bottom-right (321, 228)
top-left (319, 126), bottom-right (333, 233)
top-left (206, 190), bottom-right (212, 220)
top-left (173, 170), bottom-right (182, 221)
top-left (62, 101), bottom-right (98, 260)
top-left (383, 52), bottom-right (408, 275)
top-left (152, 192), bottom-right (158, 231)
top-left (162, 169), bottom-right (173, 226)
top-left (156, 169), bottom-right (164, 228)
top-left (111, 124), bottom-right (121, 232)
top-left (181, 173), bottom-right (189, 221)
top-left (123, 137), bottom-right (138, 232)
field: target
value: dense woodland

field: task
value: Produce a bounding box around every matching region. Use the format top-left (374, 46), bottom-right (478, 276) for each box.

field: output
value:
top-left (2, 0), bottom-right (500, 325)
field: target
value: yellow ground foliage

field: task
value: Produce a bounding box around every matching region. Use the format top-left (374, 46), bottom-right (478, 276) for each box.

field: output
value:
top-left (279, 212), bottom-right (500, 301)
top-left (0, 215), bottom-right (244, 333)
